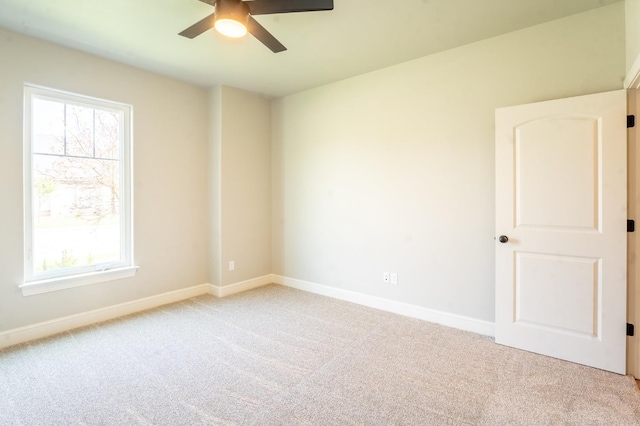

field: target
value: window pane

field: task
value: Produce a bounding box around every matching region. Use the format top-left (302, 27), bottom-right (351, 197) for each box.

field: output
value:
top-left (32, 98), bottom-right (64, 155)
top-left (25, 86), bottom-right (131, 284)
top-left (66, 104), bottom-right (94, 157)
top-left (32, 154), bottom-right (121, 273)
top-left (95, 110), bottom-right (120, 159)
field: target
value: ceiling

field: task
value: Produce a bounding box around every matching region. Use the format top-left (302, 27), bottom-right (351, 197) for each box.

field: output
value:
top-left (0, 0), bottom-right (623, 98)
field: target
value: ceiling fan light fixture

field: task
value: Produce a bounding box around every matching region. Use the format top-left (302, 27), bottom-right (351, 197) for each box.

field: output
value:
top-left (214, 16), bottom-right (247, 38)
top-left (179, 0), bottom-right (334, 53)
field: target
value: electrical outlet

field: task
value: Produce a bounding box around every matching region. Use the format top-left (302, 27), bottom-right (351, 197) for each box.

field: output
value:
top-left (390, 273), bottom-right (398, 285)
top-left (383, 272), bottom-right (390, 283)
top-left (229, 261), bottom-right (235, 271)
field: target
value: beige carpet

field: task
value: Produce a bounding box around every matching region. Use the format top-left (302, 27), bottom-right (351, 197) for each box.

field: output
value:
top-left (1, 284), bottom-right (639, 425)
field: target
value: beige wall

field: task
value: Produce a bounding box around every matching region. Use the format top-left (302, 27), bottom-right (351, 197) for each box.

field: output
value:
top-left (627, 0), bottom-right (640, 76)
top-left (207, 86), bottom-right (222, 287)
top-left (271, 4), bottom-right (626, 322)
top-left (211, 86), bottom-right (272, 287)
top-left (0, 28), bottom-right (210, 332)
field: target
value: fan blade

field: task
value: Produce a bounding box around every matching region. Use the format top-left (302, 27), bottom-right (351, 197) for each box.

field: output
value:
top-left (179, 13), bottom-right (217, 38)
top-left (247, 15), bottom-right (286, 53)
top-left (246, 0), bottom-right (333, 15)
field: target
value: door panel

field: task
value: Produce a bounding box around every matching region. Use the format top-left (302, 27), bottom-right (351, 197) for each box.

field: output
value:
top-left (495, 90), bottom-right (627, 374)
top-left (515, 252), bottom-right (598, 336)
top-left (515, 117), bottom-right (599, 230)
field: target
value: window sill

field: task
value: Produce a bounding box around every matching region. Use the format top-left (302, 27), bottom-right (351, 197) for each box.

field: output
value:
top-left (20, 266), bottom-right (139, 296)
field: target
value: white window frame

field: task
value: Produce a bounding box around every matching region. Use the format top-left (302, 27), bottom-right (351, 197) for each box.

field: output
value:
top-left (21, 85), bottom-right (137, 296)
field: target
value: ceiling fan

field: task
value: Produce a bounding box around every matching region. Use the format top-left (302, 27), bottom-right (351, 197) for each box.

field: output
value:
top-left (179, 0), bottom-right (334, 53)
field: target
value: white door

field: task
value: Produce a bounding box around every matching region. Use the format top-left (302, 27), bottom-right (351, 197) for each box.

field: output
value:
top-left (495, 90), bottom-right (627, 374)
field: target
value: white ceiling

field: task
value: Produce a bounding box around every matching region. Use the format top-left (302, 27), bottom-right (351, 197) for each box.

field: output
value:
top-left (0, 0), bottom-right (623, 97)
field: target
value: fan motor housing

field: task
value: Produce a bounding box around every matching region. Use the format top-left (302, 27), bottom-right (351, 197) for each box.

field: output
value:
top-left (215, 0), bottom-right (250, 24)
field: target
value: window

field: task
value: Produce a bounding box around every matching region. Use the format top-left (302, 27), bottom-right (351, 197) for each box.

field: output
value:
top-left (22, 85), bottom-right (135, 295)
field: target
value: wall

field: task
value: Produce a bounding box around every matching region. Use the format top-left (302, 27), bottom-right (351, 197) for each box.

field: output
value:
top-left (271, 4), bottom-right (626, 322)
top-left (0, 28), bottom-right (210, 332)
top-left (208, 86), bottom-right (222, 287)
top-left (627, 0), bottom-right (640, 76)
top-left (208, 86), bottom-right (272, 287)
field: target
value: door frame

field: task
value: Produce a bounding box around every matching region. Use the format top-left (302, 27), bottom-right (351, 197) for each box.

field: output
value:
top-left (626, 89), bottom-right (639, 379)
top-left (624, 59), bottom-right (640, 379)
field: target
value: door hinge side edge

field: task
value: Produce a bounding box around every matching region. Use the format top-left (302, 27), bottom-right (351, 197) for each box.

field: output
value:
top-left (628, 323), bottom-right (635, 337)
top-left (628, 115), bottom-right (635, 128)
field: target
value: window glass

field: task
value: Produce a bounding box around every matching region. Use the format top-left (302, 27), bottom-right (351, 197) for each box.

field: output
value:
top-left (24, 86), bottom-right (132, 283)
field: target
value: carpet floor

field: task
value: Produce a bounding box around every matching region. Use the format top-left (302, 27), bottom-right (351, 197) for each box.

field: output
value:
top-left (1, 284), bottom-right (639, 425)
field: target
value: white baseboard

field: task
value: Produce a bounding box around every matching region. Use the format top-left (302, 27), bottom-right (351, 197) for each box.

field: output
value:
top-left (209, 274), bottom-right (273, 298)
top-left (0, 274), bottom-right (493, 350)
top-left (0, 283), bottom-right (211, 349)
top-left (272, 275), bottom-right (495, 337)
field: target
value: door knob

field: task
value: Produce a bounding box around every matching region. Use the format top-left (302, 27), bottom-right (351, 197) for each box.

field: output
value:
top-left (498, 235), bottom-right (509, 243)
